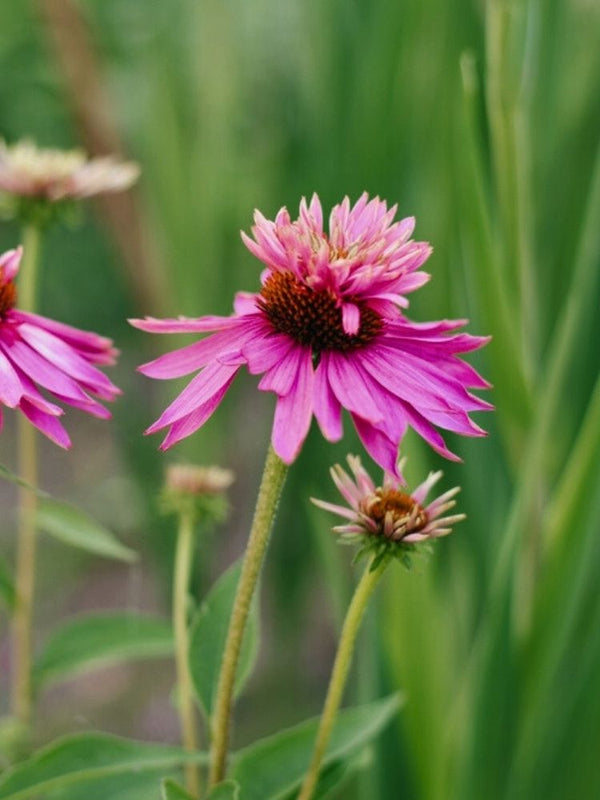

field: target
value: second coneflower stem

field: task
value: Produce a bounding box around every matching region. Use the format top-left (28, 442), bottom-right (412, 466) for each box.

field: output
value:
top-left (209, 444), bottom-right (288, 787)
top-left (297, 555), bottom-right (390, 800)
top-left (12, 223), bottom-right (42, 725)
top-left (173, 509), bottom-right (201, 798)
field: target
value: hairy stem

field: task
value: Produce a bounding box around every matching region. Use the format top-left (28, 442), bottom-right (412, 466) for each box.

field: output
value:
top-left (297, 556), bottom-right (389, 800)
top-left (12, 224), bottom-right (42, 724)
top-left (209, 445), bottom-right (288, 786)
top-left (173, 509), bottom-right (201, 797)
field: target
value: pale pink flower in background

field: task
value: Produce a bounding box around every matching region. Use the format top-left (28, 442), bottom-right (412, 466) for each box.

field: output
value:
top-left (0, 139), bottom-right (139, 201)
top-left (0, 247), bottom-right (120, 447)
top-left (131, 193), bottom-right (491, 473)
top-left (312, 454), bottom-right (464, 546)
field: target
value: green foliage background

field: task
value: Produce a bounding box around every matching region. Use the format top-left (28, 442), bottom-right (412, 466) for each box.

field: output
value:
top-left (1, 0), bottom-right (599, 798)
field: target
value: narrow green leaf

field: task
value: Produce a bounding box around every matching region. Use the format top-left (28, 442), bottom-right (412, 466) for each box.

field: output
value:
top-left (161, 778), bottom-right (195, 800)
top-left (207, 780), bottom-right (241, 800)
top-left (0, 556), bottom-right (15, 610)
top-left (230, 694), bottom-right (402, 800)
top-left (0, 463), bottom-right (47, 496)
top-left (34, 613), bottom-right (173, 689)
top-left (36, 498), bottom-right (137, 563)
top-left (0, 733), bottom-right (206, 800)
top-left (188, 560), bottom-right (259, 718)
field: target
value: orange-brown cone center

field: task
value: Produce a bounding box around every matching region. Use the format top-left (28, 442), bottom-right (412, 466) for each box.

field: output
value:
top-left (258, 270), bottom-right (383, 353)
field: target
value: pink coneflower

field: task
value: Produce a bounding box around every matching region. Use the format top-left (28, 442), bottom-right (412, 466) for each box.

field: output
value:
top-left (0, 139), bottom-right (139, 201)
top-left (131, 193), bottom-right (491, 473)
top-left (0, 247), bottom-right (120, 447)
top-left (312, 454), bottom-right (464, 561)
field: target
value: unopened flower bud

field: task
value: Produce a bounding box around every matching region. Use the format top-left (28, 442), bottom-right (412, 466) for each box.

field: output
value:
top-left (161, 463), bottom-right (234, 524)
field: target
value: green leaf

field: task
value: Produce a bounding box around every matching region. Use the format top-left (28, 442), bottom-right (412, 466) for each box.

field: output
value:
top-left (230, 694), bottom-right (402, 800)
top-left (36, 498), bottom-right (137, 563)
top-left (189, 560), bottom-right (259, 718)
top-left (34, 613), bottom-right (173, 689)
top-left (48, 771), bottom-right (165, 800)
top-left (161, 778), bottom-right (195, 800)
top-left (0, 733), bottom-right (206, 800)
top-left (0, 556), bottom-right (15, 610)
top-left (207, 780), bottom-right (241, 800)
top-left (0, 463), bottom-right (46, 495)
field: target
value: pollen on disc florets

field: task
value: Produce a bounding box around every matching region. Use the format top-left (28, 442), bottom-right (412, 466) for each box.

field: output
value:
top-left (0, 281), bottom-right (17, 318)
top-left (361, 488), bottom-right (428, 542)
top-left (258, 270), bottom-right (383, 353)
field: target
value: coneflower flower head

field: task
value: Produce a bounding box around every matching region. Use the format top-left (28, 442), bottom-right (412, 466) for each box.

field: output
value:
top-left (312, 454), bottom-right (464, 569)
top-left (131, 193), bottom-right (491, 474)
top-left (0, 139), bottom-right (139, 226)
top-left (0, 139), bottom-right (139, 200)
top-left (0, 247), bottom-right (120, 447)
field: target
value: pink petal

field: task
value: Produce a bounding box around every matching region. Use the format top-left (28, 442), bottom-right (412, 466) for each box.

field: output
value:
top-left (129, 315), bottom-right (237, 334)
top-left (0, 349), bottom-right (23, 407)
top-left (313, 361), bottom-right (343, 442)
top-left (233, 291), bottom-right (260, 315)
top-left (341, 303), bottom-right (360, 336)
top-left (14, 311), bottom-right (116, 361)
top-left (0, 338), bottom-right (91, 403)
top-left (271, 350), bottom-right (314, 463)
top-left (258, 344), bottom-right (308, 396)
top-left (242, 328), bottom-right (295, 376)
top-left (159, 374), bottom-right (237, 449)
top-left (19, 399), bottom-right (71, 449)
top-left (0, 246), bottom-right (22, 283)
top-left (366, 344), bottom-right (492, 412)
top-left (147, 363), bottom-right (239, 433)
top-left (51, 393), bottom-right (111, 419)
top-left (14, 370), bottom-right (64, 416)
top-left (351, 414), bottom-right (401, 476)
top-left (401, 403), bottom-right (461, 461)
top-left (311, 497), bottom-right (357, 520)
top-left (139, 327), bottom-right (249, 379)
top-left (17, 323), bottom-right (119, 397)
top-left (324, 352), bottom-right (383, 424)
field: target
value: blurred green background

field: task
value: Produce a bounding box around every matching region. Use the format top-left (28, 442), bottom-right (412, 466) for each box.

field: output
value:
top-left (1, 0), bottom-right (599, 798)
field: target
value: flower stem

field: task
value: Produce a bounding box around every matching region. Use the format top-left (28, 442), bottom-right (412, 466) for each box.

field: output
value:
top-left (209, 444), bottom-right (288, 787)
top-left (297, 556), bottom-right (389, 800)
top-left (18, 224), bottom-right (42, 311)
top-left (12, 223), bottom-right (42, 725)
top-left (173, 509), bottom-right (201, 798)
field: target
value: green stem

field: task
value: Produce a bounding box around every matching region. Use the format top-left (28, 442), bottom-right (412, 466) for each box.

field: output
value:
top-left (173, 509), bottom-right (201, 798)
top-left (209, 444), bottom-right (288, 786)
top-left (11, 224), bottom-right (42, 725)
top-left (18, 225), bottom-right (42, 311)
top-left (297, 556), bottom-right (389, 800)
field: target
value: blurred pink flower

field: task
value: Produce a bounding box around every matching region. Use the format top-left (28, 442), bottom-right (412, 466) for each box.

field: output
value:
top-left (0, 247), bottom-right (120, 447)
top-left (131, 193), bottom-right (491, 473)
top-left (0, 139), bottom-right (139, 201)
top-left (312, 454), bottom-right (464, 546)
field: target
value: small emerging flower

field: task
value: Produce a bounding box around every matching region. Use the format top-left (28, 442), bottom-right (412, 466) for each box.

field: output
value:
top-left (0, 139), bottom-right (139, 201)
top-left (161, 463), bottom-right (234, 523)
top-left (312, 454), bottom-right (464, 567)
top-left (165, 463), bottom-right (234, 496)
top-left (131, 193), bottom-right (491, 474)
top-left (0, 247), bottom-right (120, 447)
